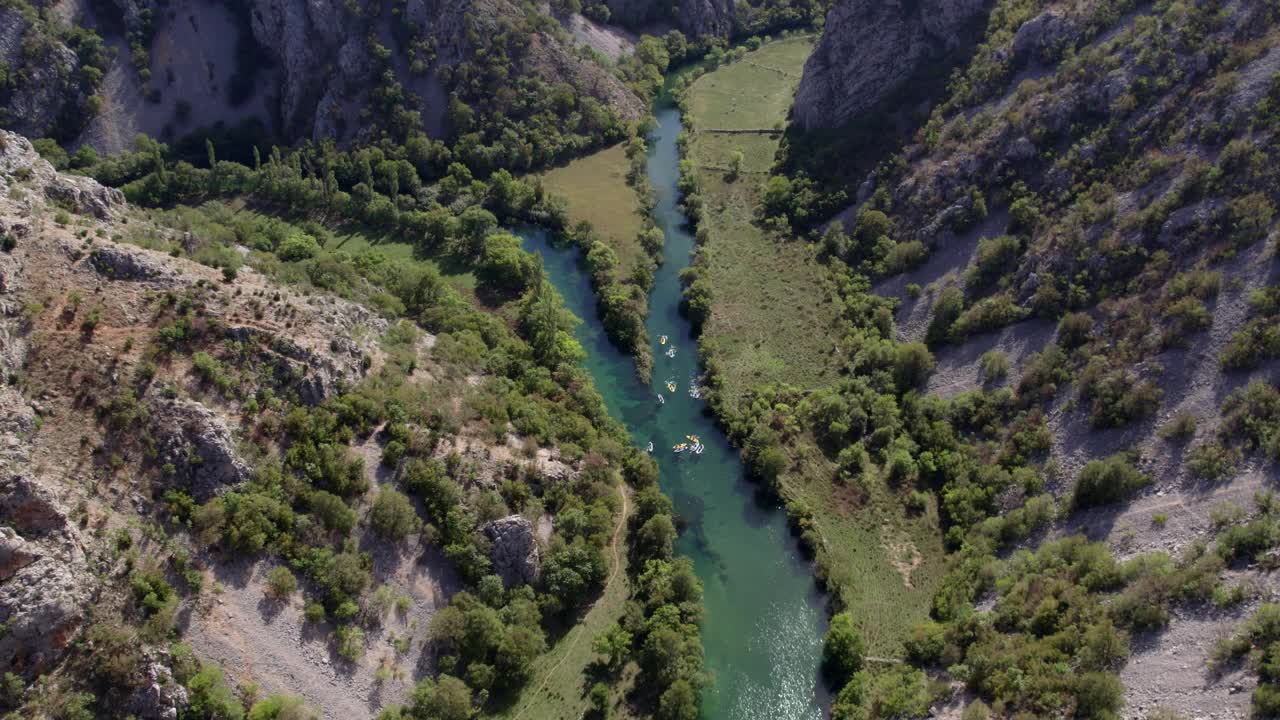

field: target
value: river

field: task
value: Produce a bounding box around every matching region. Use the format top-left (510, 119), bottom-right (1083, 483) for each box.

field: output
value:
top-left (521, 100), bottom-right (829, 718)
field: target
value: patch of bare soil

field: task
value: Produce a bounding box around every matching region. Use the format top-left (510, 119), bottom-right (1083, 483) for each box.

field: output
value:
top-left (1121, 598), bottom-right (1271, 720)
top-left (881, 535), bottom-right (921, 589)
top-left (184, 546), bottom-right (460, 720)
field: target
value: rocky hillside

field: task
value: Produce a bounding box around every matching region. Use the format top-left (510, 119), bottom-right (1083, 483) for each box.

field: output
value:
top-left (1, 0), bottom-right (645, 153)
top-left (771, 0), bottom-right (1280, 718)
top-left (0, 128), bottom-right (695, 719)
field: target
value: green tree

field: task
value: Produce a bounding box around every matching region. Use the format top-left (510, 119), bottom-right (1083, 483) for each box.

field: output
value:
top-left (369, 487), bottom-right (420, 540)
top-left (407, 674), bottom-right (472, 720)
top-left (592, 624), bottom-right (633, 672)
top-left (658, 678), bottom-right (698, 720)
top-left (822, 612), bottom-right (865, 688)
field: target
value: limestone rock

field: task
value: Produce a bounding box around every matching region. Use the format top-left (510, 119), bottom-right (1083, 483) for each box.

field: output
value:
top-left (1012, 10), bottom-right (1079, 65)
top-left (149, 399), bottom-right (252, 501)
top-left (0, 132), bottom-right (123, 220)
top-left (482, 515), bottom-right (541, 588)
top-left (604, 0), bottom-right (734, 36)
top-left (126, 655), bottom-right (190, 720)
top-left (0, 10), bottom-right (81, 140)
top-left (90, 245), bottom-right (171, 282)
top-left (0, 480), bottom-right (93, 676)
top-left (793, 0), bottom-right (990, 130)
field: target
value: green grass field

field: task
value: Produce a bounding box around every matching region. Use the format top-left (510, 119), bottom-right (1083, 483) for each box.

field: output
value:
top-left (685, 37), bottom-right (840, 414)
top-left (685, 37), bottom-right (945, 655)
top-left (540, 144), bottom-right (648, 282)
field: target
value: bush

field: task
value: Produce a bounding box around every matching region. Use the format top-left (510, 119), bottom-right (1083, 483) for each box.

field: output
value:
top-left (1075, 672), bottom-right (1124, 719)
top-left (926, 287), bottom-right (964, 346)
top-left (1057, 312), bottom-right (1093, 348)
top-left (265, 566), bottom-right (297, 600)
top-left (276, 232), bottom-right (321, 261)
top-left (885, 240), bottom-right (927, 275)
top-left (369, 487), bottom-right (420, 540)
top-left (967, 235), bottom-right (1020, 290)
top-left (978, 350), bottom-right (1010, 381)
top-left (334, 625), bottom-right (365, 662)
top-left (1186, 442), bottom-right (1240, 481)
top-left (1158, 411), bottom-right (1197, 440)
top-left (822, 612), bottom-right (865, 688)
top-left (1073, 453), bottom-right (1150, 509)
top-left (893, 342), bottom-right (935, 391)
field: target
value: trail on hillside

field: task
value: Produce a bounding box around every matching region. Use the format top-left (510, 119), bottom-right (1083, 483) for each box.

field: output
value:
top-left (510, 483), bottom-right (630, 720)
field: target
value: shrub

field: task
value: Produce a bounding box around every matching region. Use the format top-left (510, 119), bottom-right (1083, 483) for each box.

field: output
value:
top-left (822, 612), bottom-right (865, 688)
top-left (1158, 411), bottom-right (1197, 440)
top-left (926, 287), bottom-right (964, 346)
top-left (893, 342), bottom-right (935, 391)
top-left (1073, 453), bottom-right (1150, 509)
top-left (978, 350), bottom-right (1010, 381)
top-left (1186, 441), bottom-right (1240, 481)
top-left (334, 625), bottom-right (365, 662)
top-left (885, 240), bottom-right (927, 275)
top-left (967, 235), bottom-right (1020, 290)
top-left (265, 566), bottom-right (297, 600)
top-left (1057, 312), bottom-right (1093, 348)
top-left (371, 484), bottom-right (419, 540)
top-left (276, 232), bottom-right (321, 261)
top-left (950, 294), bottom-right (1028, 339)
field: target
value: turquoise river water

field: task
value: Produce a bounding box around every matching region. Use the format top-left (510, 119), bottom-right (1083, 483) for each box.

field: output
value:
top-left (521, 102), bottom-right (828, 718)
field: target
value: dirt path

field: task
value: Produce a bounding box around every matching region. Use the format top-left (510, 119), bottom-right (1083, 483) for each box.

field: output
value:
top-left (510, 483), bottom-right (630, 720)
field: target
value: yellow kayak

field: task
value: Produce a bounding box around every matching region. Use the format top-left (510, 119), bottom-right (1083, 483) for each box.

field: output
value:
top-left (660, 335), bottom-right (668, 345)
top-left (673, 443), bottom-right (688, 452)
top-left (666, 381), bottom-right (677, 393)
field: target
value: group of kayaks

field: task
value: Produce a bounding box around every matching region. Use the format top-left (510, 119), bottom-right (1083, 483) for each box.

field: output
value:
top-left (673, 435), bottom-right (705, 455)
top-left (648, 334), bottom-right (705, 456)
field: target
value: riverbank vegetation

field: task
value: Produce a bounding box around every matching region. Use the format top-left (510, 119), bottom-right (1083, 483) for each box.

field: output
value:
top-left (538, 138), bottom-right (666, 381)
top-left (675, 0), bottom-right (1280, 718)
top-left (674, 35), bottom-right (949, 657)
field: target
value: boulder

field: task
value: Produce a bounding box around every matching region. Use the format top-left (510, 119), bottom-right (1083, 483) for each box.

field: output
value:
top-left (0, 132), bottom-right (122, 220)
top-left (126, 654), bottom-right (190, 720)
top-left (149, 399), bottom-right (252, 501)
top-left (1012, 10), bottom-right (1079, 65)
top-left (482, 515), bottom-right (541, 588)
top-left (89, 245), bottom-right (171, 282)
top-left (0, 483), bottom-right (93, 676)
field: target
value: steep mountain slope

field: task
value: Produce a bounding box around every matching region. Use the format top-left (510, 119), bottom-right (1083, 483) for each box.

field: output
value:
top-left (0, 129), bottom-right (698, 720)
top-left (761, 0), bottom-right (1280, 717)
top-left (2, 0), bottom-right (645, 153)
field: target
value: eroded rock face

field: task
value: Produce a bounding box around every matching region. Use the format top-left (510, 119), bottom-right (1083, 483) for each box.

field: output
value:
top-left (0, 478), bottom-right (93, 676)
top-left (0, 10), bottom-right (81, 140)
top-left (90, 245), bottom-right (172, 282)
top-left (126, 653), bottom-right (190, 720)
top-left (149, 398), bottom-right (252, 501)
top-left (793, 0), bottom-right (990, 130)
top-left (0, 132), bottom-right (124, 219)
top-left (482, 515), bottom-right (540, 588)
top-left (604, 0), bottom-right (734, 36)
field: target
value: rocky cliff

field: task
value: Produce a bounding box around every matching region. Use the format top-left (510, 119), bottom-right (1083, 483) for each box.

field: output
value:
top-left (792, 0), bottom-right (991, 130)
top-left (603, 0), bottom-right (735, 36)
top-left (2, 0), bottom-right (646, 151)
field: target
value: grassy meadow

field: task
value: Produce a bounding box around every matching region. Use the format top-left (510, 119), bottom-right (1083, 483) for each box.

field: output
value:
top-left (684, 37), bottom-right (842, 414)
top-left (540, 144), bottom-right (648, 283)
top-left (684, 37), bottom-right (946, 655)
